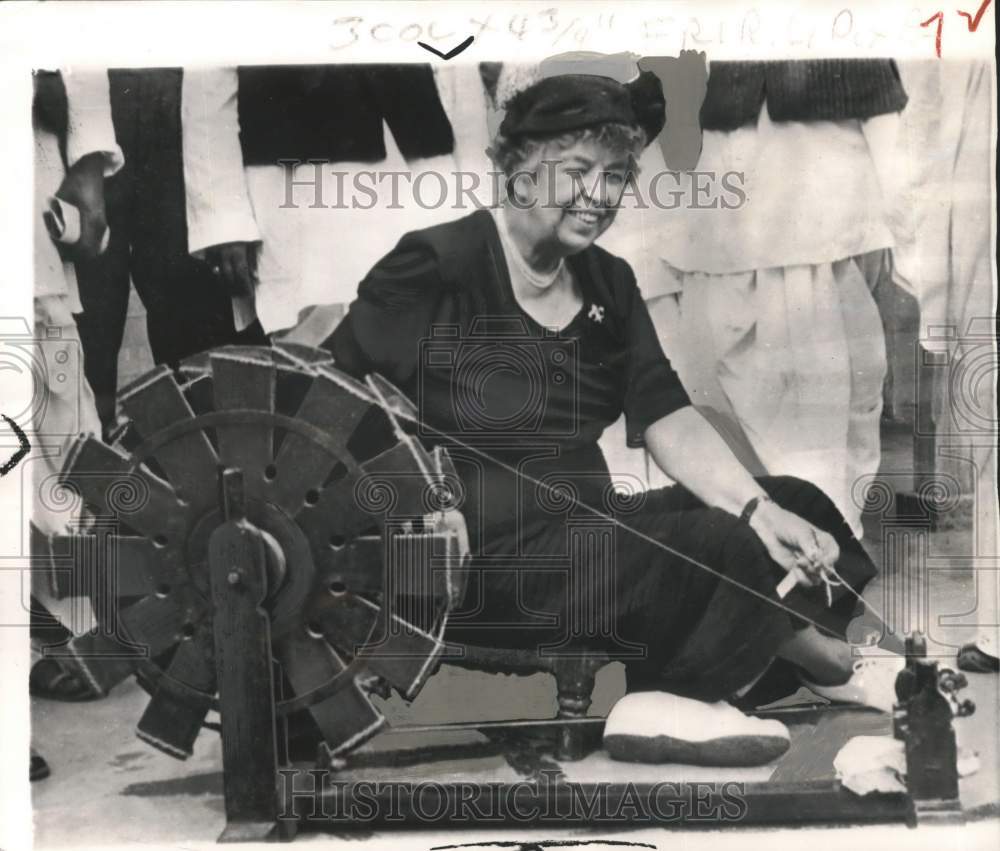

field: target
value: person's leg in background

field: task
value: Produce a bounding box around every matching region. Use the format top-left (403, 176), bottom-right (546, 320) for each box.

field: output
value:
top-left (111, 69), bottom-right (266, 373)
top-left (31, 102), bottom-right (104, 711)
top-left (73, 70), bottom-right (138, 436)
top-left (659, 263), bottom-right (857, 531)
top-left (30, 297), bottom-right (101, 705)
top-left (131, 69), bottom-right (267, 367)
top-left (842, 250), bottom-right (890, 520)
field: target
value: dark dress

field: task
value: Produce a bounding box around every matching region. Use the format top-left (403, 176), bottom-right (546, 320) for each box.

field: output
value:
top-left (324, 209), bottom-right (877, 701)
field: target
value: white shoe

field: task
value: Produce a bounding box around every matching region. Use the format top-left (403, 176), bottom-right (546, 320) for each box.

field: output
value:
top-left (802, 656), bottom-right (905, 713)
top-left (604, 691), bottom-right (790, 767)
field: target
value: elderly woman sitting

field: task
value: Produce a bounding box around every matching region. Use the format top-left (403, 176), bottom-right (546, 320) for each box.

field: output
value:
top-left (323, 64), bottom-right (901, 752)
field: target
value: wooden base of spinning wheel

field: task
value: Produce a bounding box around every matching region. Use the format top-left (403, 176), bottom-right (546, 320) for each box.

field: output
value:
top-left (210, 508), bottom-right (975, 840)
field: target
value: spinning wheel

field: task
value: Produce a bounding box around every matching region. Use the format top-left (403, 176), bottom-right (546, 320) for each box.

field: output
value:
top-left (53, 344), bottom-right (467, 764)
top-left (43, 345), bottom-right (977, 841)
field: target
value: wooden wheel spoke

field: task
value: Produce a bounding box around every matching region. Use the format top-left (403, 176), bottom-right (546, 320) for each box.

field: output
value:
top-left (382, 527), bottom-right (452, 605)
top-left (313, 533), bottom-right (450, 603)
top-left (136, 636), bottom-right (215, 759)
top-left (311, 594), bottom-right (444, 699)
top-left (295, 468), bottom-right (376, 553)
top-left (211, 350), bottom-right (277, 478)
top-left (58, 630), bottom-right (144, 696)
top-left (275, 628), bottom-right (385, 755)
top-left (283, 370), bottom-right (373, 460)
top-left (308, 684), bottom-right (386, 757)
top-left (180, 374), bottom-right (215, 417)
top-left (60, 437), bottom-right (187, 542)
top-left (309, 593), bottom-right (377, 653)
top-left (177, 350), bottom-right (212, 379)
top-left (312, 536), bottom-right (385, 598)
top-left (357, 442), bottom-right (435, 519)
top-left (120, 594), bottom-right (190, 659)
top-left (366, 373), bottom-right (420, 424)
top-left (47, 534), bottom-right (166, 599)
top-left (136, 688), bottom-right (210, 760)
top-left (119, 366), bottom-right (219, 512)
top-left (276, 627), bottom-right (346, 694)
top-left (111, 536), bottom-right (168, 596)
top-left (164, 631), bottom-right (216, 692)
top-left (267, 372), bottom-right (375, 513)
top-left (272, 342), bottom-right (335, 368)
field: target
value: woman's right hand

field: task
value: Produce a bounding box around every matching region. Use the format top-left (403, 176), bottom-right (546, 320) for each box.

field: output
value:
top-left (204, 241), bottom-right (259, 297)
top-left (748, 499), bottom-right (840, 588)
top-left (54, 152), bottom-right (108, 260)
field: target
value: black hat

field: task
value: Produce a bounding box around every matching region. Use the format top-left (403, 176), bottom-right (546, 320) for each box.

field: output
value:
top-left (498, 70), bottom-right (666, 147)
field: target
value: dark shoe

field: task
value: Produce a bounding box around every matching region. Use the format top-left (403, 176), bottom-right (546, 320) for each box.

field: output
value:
top-left (30, 749), bottom-right (51, 782)
top-left (958, 634), bottom-right (999, 673)
top-left (30, 658), bottom-right (100, 702)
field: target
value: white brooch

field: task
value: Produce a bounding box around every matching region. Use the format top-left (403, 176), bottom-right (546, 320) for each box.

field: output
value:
top-left (588, 303), bottom-right (605, 323)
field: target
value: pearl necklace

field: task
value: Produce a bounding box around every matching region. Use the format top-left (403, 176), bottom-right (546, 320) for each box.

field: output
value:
top-left (497, 208), bottom-right (566, 290)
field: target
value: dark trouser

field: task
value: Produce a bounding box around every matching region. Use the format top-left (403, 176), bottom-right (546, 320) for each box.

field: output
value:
top-left (74, 69), bottom-right (266, 429)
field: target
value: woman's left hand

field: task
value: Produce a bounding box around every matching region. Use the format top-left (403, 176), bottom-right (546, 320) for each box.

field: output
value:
top-left (748, 500), bottom-right (840, 587)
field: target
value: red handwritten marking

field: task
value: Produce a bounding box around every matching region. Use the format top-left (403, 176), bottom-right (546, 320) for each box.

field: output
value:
top-left (921, 11), bottom-right (944, 57)
top-left (957, 0), bottom-right (993, 30)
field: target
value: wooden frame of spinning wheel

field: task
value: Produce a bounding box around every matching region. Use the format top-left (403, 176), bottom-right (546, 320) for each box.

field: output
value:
top-left (201, 524), bottom-right (975, 841)
top-left (45, 346), bottom-right (976, 841)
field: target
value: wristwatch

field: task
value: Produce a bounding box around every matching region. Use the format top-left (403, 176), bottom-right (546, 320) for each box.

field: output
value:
top-left (739, 494), bottom-right (773, 525)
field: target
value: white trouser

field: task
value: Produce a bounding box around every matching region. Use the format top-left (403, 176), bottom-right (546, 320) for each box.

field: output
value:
top-left (651, 254), bottom-right (888, 537)
top-left (32, 121), bottom-right (101, 642)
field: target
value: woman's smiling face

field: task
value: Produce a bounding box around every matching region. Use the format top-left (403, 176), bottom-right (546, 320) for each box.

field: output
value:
top-left (511, 136), bottom-right (633, 255)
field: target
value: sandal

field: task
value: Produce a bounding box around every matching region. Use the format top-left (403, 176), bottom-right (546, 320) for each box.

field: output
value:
top-left (29, 658), bottom-right (100, 702)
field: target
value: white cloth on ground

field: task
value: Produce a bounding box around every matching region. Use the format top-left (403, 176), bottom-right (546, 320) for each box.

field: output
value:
top-left (834, 735), bottom-right (980, 796)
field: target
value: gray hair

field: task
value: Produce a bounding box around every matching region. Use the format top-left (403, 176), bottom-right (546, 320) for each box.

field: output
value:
top-left (487, 122), bottom-right (646, 180)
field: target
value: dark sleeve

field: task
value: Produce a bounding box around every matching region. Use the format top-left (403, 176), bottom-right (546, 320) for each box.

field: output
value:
top-left (622, 266), bottom-right (692, 448)
top-left (366, 65), bottom-right (455, 162)
top-left (323, 235), bottom-right (447, 387)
